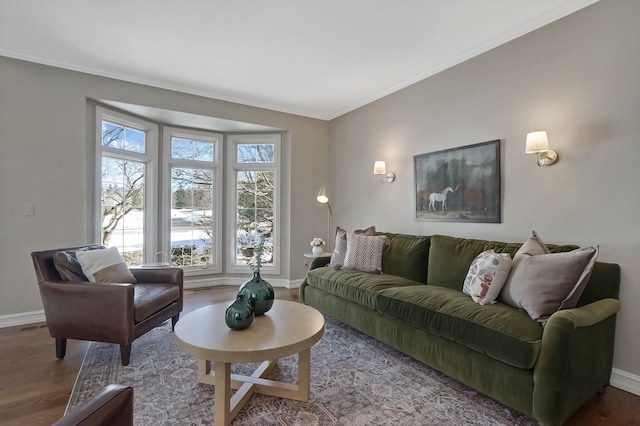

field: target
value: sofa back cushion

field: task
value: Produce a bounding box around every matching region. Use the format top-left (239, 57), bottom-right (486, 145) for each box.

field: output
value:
top-left (578, 261), bottom-right (620, 305)
top-left (427, 235), bottom-right (578, 291)
top-left (379, 233), bottom-right (431, 283)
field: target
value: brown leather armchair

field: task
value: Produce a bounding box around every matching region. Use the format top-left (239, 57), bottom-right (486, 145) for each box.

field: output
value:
top-left (31, 245), bottom-right (183, 366)
top-left (53, 384), bottom-right (133, 426)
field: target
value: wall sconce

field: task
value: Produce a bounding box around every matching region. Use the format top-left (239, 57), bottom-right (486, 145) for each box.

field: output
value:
top-left (373, 161), bottom-right (396, 183)
top-left (525, 131), bottom-right (558, 166)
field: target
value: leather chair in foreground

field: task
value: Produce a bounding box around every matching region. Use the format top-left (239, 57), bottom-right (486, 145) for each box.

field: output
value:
top-left (31, 245), bottom-right (183, 365)
top-left (53, 384), bottom-right (133, 426)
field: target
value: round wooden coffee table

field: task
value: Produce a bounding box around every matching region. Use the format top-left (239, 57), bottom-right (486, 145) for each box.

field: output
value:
top-left (174, 300), bottom-right (325, 425)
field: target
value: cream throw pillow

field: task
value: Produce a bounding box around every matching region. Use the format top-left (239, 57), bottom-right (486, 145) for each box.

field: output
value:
top-left (75, 247), bottom-right (137, 284)
top-left (342, 233), bottom-right (386, 273)
top-left (462, 250), bottom-right (512, 305)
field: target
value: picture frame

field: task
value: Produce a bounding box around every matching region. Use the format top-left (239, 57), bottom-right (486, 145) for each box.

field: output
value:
top-left (414, 139), bottom-right (501, 222)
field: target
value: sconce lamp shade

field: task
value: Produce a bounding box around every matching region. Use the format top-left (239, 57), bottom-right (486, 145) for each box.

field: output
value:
top-left (525, 131), bottom-right (558, 166)
top-left (525, 131), bottom-right (550, 153)
top-left (317, 186), bottom-right (329, 203)
top-left (373, 161), bottom-right (387, 175)
top-left (373, 160), bottom-right (396, 183)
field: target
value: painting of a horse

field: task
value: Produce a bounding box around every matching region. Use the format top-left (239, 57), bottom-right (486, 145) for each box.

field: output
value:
top-left (414, 140), bottom-right (500, 222)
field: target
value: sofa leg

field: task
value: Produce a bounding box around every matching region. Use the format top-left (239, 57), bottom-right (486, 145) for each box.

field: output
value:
top-left (597, 383), bottom-right (609, 397)
top-left (120, 344), bottom-right (131, 366)
top-left (55, 338), bottom-right (67, 359)
top-left (171, 313), bottom-right (180, 330)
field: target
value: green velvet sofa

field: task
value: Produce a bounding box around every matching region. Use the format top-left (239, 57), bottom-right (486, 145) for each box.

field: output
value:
top-left (299, 232), bottom-right (620, 426)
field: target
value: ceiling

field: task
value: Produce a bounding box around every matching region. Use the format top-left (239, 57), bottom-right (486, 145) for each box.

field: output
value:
top-left (0, 0), bottom-right (598, 121)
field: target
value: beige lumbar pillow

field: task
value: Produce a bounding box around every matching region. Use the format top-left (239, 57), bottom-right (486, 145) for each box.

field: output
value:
top-left (501, 231), bottom-right (598, 324)
top-left (75, 246), bottom-right (137, 284)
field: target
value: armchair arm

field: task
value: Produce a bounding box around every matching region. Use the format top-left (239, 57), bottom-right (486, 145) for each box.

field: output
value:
top-left (53, 384), bottom-right (133, 426)
top-left (129, 267), bottom-right (183, 285)
top-left (38, 280), bottom-right (135, 344)
top-left (533, 298), bottom-right (620, 426)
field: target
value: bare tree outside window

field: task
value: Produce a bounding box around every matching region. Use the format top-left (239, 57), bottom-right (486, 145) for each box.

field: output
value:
top-left (235, 142), bottom-right (275, 266)
top-left (169, 137), bottom-right (217, 267)
top-left (100, 121), bottom-right (146, 265)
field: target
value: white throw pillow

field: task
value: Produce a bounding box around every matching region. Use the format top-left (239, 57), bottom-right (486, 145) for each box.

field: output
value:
top-left (463, 250), bottom-right (512, 305)
top-left (342, 233), bottom-right (386, 273)
top-left (75, 246), bottom-right (137, 283)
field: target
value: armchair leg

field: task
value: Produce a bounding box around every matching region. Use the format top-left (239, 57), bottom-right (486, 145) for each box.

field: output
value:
top-left (120, 344), bottom-right (132, 366)
top-left (171, 313), bottom-right (180, 330)
top-left (56, 338), bottom-right (67, 359)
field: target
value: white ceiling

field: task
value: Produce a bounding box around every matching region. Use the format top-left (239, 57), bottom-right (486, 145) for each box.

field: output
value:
top-left (0, 0), bottom-right (598, 121)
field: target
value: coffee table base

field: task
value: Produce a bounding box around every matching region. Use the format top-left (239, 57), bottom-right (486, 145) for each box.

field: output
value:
top-left (198, 348), bottom-right (311, 425)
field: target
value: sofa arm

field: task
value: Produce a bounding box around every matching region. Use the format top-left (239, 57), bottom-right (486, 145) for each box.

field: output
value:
top-left (53, 384), bottom-right (133, 426)
top-left (533, 298), bottom-right (620, 426)
top-left (309, 255), bottom-right (331, 270)
top-left (39, 281), bottom-right (135, 343)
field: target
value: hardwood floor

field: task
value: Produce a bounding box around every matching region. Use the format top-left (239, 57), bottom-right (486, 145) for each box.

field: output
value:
top-left (0, 286), bottom-right (637, 425)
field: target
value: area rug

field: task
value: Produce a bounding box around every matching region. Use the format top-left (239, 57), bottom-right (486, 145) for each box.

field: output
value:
top-left (67, 317), bottom-right (538, 425)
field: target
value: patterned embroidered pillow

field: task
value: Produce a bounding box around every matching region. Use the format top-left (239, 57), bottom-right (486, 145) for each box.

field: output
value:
top-left (342, 233), bottom-right (387, 273)
top-left (463, 250), bottom-right (512, 305)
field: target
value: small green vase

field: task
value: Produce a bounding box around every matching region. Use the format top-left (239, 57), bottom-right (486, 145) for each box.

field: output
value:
top-left (238, 270), bottom-right (274, 316)
top-left (225, 293), bottom-right (254, 330)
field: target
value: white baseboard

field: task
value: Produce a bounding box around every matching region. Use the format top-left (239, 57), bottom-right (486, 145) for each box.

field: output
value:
top-left (185, 277), bottom-right (302, 290)
top-left (0, 310), bottom-right (46, 328)
top-left (611, 368), bottom-right (640, 396)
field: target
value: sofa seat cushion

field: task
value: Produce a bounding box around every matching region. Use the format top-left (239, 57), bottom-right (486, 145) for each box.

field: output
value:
top-left (376, 285), bottom-right (543, 369)
top-left (306, 267), bottom-right (422, 310)
top-left (134, 284), bottom-right (180, 322)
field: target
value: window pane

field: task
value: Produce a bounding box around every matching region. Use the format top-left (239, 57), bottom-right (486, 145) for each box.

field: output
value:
top-left (171, 137), bottom-right (214, 162)
top-left (237, 143), bottom-right (275, 163)
top-left (101, 157), bottom-right (145, 266)
top-left (102, 120), bottom-right (145, 154)
top-left (124, 127), bottom-right (145, 153)
top-left (235, 170), bottom-right (274, 265)
top-left (171, 167), bottom-right (214, 267)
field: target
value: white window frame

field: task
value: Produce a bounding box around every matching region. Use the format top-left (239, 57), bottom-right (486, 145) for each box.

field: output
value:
top-left (94, 106), bottom-right (158, 264)
top-left (226, 133), bottom-right (281, 275)
top-left (162, 127), bottom-right (223, 275)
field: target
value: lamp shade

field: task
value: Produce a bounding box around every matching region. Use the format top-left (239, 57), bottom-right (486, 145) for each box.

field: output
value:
top-left (373, 161), bottom-right (386, 175)
top-left (317, 186), bottom-right (329, 203)
top-left (525, 131), bottom-right (549, 153)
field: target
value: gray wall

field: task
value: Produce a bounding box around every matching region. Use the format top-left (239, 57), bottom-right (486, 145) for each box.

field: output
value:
top-left (328, 0), bottom-right (640, 377)
top-left (0, 56), bottom-right (329, 316)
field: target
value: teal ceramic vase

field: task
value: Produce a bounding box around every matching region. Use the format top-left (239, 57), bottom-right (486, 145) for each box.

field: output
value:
top-left (225, 293), bottom-right (254, 330)
top-left (238, 270), bottom-right (274, 316)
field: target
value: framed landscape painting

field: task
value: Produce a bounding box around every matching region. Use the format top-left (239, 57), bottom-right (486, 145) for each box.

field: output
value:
top-left (414, 140), bottom-right (501, 222)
